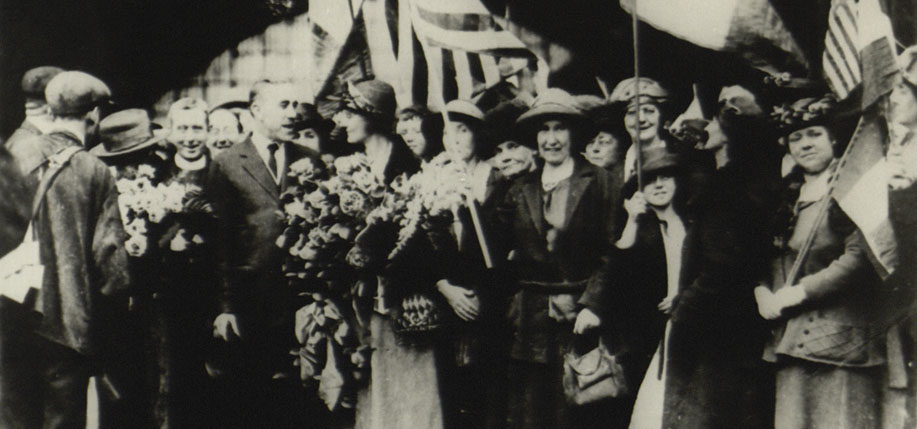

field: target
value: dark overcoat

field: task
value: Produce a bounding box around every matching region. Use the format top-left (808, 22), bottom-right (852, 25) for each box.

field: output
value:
top-left (662, 163), bottom-right (774, 429)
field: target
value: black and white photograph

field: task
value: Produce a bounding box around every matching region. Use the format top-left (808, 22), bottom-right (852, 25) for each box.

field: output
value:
top-left (0, 0), bottom-right (915, 427)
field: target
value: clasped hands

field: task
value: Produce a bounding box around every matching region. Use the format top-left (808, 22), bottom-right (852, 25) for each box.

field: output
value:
top-left (754, 285), bottom-right (807, 320)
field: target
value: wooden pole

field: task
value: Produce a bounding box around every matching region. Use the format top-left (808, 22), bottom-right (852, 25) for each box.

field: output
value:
top-left (632, 0), bottom-right (643, 190)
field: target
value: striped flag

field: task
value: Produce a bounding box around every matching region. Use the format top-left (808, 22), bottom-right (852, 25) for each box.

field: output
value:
top-left (823, 0), bottom-right (860, 101)
top-left (823, 0), bottom-right (898, 106)
top-left (360, 0), bottom-right (529, 110)
top-left (833, 108), bottom-right (899, 278)
top-left (409, 0), bottom-right (527, 54)
top-left (620, 0), bottom-right (806, 71)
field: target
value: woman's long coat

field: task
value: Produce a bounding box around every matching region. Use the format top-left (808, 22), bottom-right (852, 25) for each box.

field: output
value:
top-left (662, 163), bottom-right (774, 429)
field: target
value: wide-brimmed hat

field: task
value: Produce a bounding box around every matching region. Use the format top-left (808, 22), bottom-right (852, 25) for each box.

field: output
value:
top-left (585, 102), bottom-right (627, 139)
top-left (294, 103), bottom-right (334, 134)
top-left (343, 80), bottom-right (396, 119)
top-left (609, 77), bottom-right (669, 106)
top-left (91, 109), bottom-right (166, 158)
top-left (516, 89), bottom-right (591, 149)
top-left (485, 99), bottom-right (529, 144)
top-left (516, 88), bottom-right (585, 127)
top-left (622, 147), bottom-right (683, 195)
top-left (770, 95), bottom-right (837, 136)
top-left (444, 99), bottom-right (485, 123)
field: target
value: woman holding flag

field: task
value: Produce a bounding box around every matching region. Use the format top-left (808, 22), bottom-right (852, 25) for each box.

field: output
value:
top-left (757, 96), bottom-right (886, 428)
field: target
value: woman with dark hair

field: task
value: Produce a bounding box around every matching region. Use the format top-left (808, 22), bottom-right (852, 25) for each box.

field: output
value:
top-left (396, 105), bottom-right (444, 163)
top-left (660, 86), bottom-right (777, 429)
top-left (584, 103), bottom-right (629, 179)
top-left (292, 102), bottom-right (335, 155)
top-left (492, 88), bottom-right (622, 429)
top-left (756, 96), bottom-right (887, 429)
top-left (337, 80), bottom-right (419, 184)
top-left (610, 148), bottom-right (688, 429)
top-left (431, 99), bottom-right (511, 428)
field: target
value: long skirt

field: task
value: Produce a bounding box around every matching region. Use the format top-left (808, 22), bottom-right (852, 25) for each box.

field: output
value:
top-left (355, 313), bottom-right (445, 429)
top-left (775, 359), bottom-right (881, 429)
top-left (629, 323), bottom-right (671, 429)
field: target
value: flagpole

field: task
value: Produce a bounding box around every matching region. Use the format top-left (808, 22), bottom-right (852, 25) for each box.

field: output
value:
top-left (632, 0), bottom-right (643, 190)
top-left (348, 0), bottom-right (369, 79)
top-left (783, 125), bottom-right (859, 287)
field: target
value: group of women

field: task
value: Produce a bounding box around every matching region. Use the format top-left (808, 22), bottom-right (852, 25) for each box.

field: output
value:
top-left (304, 73), bottom-right (906, 429)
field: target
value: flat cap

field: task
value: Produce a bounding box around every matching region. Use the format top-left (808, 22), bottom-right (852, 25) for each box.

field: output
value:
top-left (45, 71), bottom-right (111, 117)
top-left (22, 66), bottom-right (65, 100)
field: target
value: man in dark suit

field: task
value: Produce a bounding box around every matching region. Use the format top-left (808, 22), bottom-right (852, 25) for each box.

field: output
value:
top-left (206, 80), bottom-right (325, 427)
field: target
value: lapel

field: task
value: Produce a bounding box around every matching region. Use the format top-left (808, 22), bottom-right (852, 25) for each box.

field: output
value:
top-left (520, 172), bottom-right (546, 236)
top-left (237, 139), bottom-right (279, 200)
top-left (563, 159), bottom-right (596, 229)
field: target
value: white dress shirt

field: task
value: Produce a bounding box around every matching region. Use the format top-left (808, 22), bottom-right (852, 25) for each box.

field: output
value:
top-left (251, 133), bottom-right (287, 185)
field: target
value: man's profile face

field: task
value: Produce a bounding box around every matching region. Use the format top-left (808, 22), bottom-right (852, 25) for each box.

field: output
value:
top-left (252, 83), bottom-right (299, 142)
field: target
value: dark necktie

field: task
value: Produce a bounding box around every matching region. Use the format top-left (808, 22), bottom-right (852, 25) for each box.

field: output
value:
top-left (267, 142), bottom-right (279, 178)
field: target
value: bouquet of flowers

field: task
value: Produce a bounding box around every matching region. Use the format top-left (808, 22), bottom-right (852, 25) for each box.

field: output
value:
top-left (114, 164), bottom-right (212, 260)
top-left (361, 153), bottom-right (478, 336)
top-left (276, 153), bottom-right (390, 410)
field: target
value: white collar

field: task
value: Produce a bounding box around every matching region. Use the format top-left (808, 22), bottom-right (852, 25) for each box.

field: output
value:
top-left (798, 163), bottom-right (834, 203)
top-left (541, 157), bottom-right (575, 191)
top-left (174, 154), bottom-right (207, 171)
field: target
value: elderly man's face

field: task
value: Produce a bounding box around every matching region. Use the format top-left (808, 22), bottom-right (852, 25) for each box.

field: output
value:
top-left (252, 83), bottom-right (299, 142)
top-left (170, 108), bottom-right (208, 161)
top-left (493, 141), bottom-right (534, 178)
top-left (207, 109), bottom-right (244, 157)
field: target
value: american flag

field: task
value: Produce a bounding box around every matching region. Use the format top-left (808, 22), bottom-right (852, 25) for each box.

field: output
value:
top-left (822, 0), bottom-right (861, 101)
top-left (361, 0), bottom-right (530, 110)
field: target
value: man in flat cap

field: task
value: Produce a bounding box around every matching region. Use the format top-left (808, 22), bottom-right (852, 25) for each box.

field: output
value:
top-left (4, 66), bottom-right (64, 151)
top-left (0, 71), bottom-right (129, 428)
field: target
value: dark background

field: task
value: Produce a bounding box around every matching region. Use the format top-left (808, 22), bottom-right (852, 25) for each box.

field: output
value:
top-left (2, 0), bottom-right (915, 140)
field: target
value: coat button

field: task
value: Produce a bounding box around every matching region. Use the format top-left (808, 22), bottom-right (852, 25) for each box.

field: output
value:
top-left (798, 344), bottom-right (804, 349)
top-left (808, 317), bottom-right (814, 322)
top-left (804, 329), bottom-right (810, 335)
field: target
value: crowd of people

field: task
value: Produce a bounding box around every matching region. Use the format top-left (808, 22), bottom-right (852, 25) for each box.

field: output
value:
top-left (0, 51), bottom-right (915, 429)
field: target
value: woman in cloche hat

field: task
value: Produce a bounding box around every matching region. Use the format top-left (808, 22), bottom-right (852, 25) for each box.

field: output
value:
top-left (335, 79), bottom-right (418, 184)
top-left (492, 88), bottom-right (624, 429)
top-left (611, 148), bottom-right (688, 429)
top-left (609, 77), bottom-right (675, 181)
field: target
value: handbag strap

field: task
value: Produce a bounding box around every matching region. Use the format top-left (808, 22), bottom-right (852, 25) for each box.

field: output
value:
top-left (30, 146), bottom-right (83, 222)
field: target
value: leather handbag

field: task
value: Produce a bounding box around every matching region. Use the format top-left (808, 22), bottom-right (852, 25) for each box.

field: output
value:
top-left (562, 338), bottom-right (630, 405)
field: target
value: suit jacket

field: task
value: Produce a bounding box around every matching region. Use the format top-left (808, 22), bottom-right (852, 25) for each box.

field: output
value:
top-left (206, 138), bottom-right (322, 318)
top-left (764, 200), bottom-right (884, 367)
top-left (493, 158), bottom-right (622, 363)
top-left (10, 132), bottom-right (129, 355)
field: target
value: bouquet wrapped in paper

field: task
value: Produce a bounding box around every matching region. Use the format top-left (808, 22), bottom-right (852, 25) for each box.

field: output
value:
top-left (276, 153), bottom-right (391, 410)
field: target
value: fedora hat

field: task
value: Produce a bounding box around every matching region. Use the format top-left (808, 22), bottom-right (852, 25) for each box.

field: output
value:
top-left (91, 109), bottom-right (165, 158)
